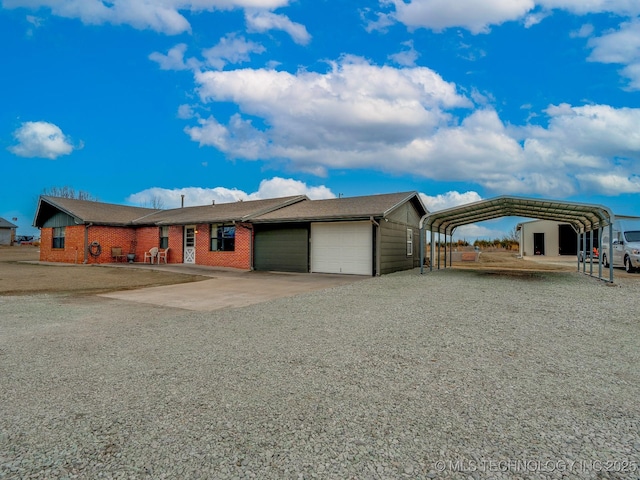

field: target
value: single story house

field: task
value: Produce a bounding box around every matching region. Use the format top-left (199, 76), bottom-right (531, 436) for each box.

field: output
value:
top-left (0, 217), bottom-right (18, 246)
top-left (33, 191), bottom-right (427, 275)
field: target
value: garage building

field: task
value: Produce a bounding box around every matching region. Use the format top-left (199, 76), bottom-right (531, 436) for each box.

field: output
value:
top-left (252, 192), bottom-right (427, 276)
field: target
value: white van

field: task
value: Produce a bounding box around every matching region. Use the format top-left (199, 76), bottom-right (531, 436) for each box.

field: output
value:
top-left (601, 219), bottom-right (640, 273)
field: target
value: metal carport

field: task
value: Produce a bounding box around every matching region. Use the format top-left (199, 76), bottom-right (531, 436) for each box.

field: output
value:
top-left (419, 196), bottom-right (616, 282)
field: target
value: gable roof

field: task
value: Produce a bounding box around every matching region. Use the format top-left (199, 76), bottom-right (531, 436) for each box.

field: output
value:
top-left (142, 195), bottom-right (308, 225)
top-left (34, 196), bottom-right (161, 227)
top-left (33, 194), bottom-right (309, 228)
top-left (252, 191), bottom-right (427, 223)
top-left (0, 217), bottom-right (18, 229)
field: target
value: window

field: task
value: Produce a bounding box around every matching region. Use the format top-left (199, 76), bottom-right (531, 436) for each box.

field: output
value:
top-left (210, 224), bottom-right (235, 251)
top-left (159, 226), bottom-right (169, 249)
top-left (52, 226), bottom-right (65, 249)
top-left (406, 228), bottom-right (413, 256)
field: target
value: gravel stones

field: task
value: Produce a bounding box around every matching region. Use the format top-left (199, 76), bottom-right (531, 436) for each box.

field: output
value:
top-left (1, 270), bottom-right (639, 479)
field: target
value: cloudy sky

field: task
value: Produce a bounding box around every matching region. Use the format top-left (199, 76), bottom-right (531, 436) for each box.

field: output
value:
top-left (1, 0), bottom-right (639, 239)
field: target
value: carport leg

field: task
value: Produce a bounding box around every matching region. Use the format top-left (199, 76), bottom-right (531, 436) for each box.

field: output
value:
top-left (609, 223), bottom-right (614, 283)
top-left (430, 228), bottom-right (434, 272)
top-left (589, 229), bottom-right (594, 276)
top-left (576, 233), bottom-right (580, 272)
top-left (598, 226), bottom-right (603, 280)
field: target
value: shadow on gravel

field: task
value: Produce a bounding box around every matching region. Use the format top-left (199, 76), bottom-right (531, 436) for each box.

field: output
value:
top-left (473, 270), bottom-right (547, 280)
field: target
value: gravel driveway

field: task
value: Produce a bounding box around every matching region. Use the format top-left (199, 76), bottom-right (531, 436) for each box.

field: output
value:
top-left (1, 269), bottom-right (639, 479)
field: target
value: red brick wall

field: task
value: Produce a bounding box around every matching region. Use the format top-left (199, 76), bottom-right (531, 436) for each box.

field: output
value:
top-left (135, 226), bottom-right (161, 262)
top-left (39, 225), bottom-right (86, 264)
top-left (192, 223), bottom-right (251, 269)
top-left (168, 225), bottom-right (183, 263)
top-left (39, 223), bottom-right (252, 269)
top-left (40, 225), bottom-right (135, 264)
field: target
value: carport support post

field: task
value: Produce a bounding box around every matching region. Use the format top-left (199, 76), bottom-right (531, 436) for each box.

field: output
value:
top-left (576, 232), bottom-right (580, 272)
top-left (430, 227), bottom-right (434, 272)
top-left (609, 222), bottom-right (614, 283)
top-left (589, 229), bottom-right (594, 276)
top-left (598, 226), bottom-right (603, 280)
top-left (437, 232), bottom-right (441, 270)
top-left (581, 232), bottom-right (587, 273)
top-left (443, 233), bottom-right (447, 269)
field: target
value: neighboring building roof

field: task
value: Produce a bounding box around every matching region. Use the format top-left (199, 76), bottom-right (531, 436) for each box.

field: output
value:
top-left (252, 191), bottom-right (427, 223)
top-left (0, 217), bottom-right (18, 229)
top-left (141, 195), bottom-right (308, 225)
top-left (34, 196), bottom-right (161, 227)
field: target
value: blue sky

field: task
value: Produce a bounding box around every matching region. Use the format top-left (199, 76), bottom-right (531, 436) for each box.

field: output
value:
top-left (1, 0), bottom-right (639, 240)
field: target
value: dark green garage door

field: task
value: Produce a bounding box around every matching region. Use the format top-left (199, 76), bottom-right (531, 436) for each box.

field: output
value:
top-left (254, 225), bottom-right (309, 272)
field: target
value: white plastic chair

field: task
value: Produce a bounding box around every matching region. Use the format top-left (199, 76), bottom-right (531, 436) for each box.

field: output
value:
top-left (157, 247), bottom-right (170, 264)
top-left (144, 247), bottom-right (159, 264)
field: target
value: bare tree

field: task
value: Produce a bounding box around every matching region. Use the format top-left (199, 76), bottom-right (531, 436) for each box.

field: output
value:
top-left (42, 186), bottom-right (98, 201)
top-left (149, 195), bottom-right (165, 209)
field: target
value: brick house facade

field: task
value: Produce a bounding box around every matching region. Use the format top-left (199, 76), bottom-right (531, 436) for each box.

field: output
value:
top-left (33, 195), bottom-right (305, 268)
top-left (34, 192), bottom-right (427, 275)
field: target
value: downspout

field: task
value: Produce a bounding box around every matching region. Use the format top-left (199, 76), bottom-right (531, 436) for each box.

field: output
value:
top-left (83, 223), bottom-right (93, 264)
top-left (370, 216), bottom-right (380, 276)
top-left (419, 214), bottom-right (427, 275)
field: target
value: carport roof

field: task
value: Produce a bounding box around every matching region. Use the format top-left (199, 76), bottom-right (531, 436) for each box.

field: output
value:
top-left (421, 196), bottom-right (614, 234)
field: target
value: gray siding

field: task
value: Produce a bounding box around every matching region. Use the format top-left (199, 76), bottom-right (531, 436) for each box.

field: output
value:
top-left (43, 212), bottom-right (77, 228)
top-left (379, 203), bottom-right (422, 274)
top-left (0, 229), bottom-right (11, 246)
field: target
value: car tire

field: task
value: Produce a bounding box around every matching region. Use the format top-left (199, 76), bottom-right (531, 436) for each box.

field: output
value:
top-left (602, 253), bottom-right (608, 268)
top-left (624, 256), bottom-right (635, 273)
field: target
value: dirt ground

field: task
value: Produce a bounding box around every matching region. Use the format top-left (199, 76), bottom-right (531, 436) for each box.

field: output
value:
top-left (0, 246), bottom-right (206, 296)
top-left (0, 245), bottom-right (634, 297)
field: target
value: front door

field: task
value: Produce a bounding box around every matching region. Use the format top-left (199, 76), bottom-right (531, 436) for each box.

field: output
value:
top-left (184, 226), bottom-right (196, 264)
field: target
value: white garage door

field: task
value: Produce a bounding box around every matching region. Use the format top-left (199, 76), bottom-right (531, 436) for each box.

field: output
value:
top-left (311, 221), bottom-right (372, 275)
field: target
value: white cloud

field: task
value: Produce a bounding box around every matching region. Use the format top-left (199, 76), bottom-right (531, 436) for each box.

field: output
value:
top-left (149, 43), bottom-right (191, 70)
top-left (570, 23), bottom-right (594, 38)
top-left (126, 177), bottom-right (335, 208)
top-left (537, 0), bottom-right (640, 16)
top-left (388, 0), bottom-right (640, 33)
top-left (420, 191), bottom-right (483, 211)
top-left (391, 0), bottom-right (535, 34)
top-left (182, 56), bottom-right (640, 198)
top-left (9, 121), bottom-right (77, 159)
top-left (516, 103), bottom-right (640, 195)
top-left (188, 56), bottom-right (472, 168)
top-left (177, 104), bottom-right (196, 119)
top-left (576, 172), bottom-right (640, 194)
top-left (249, 177), bottom-right (335, 200)
top-left (245, 10), bottom-right (311, 45)
top-left (4, 0), bottom-right (292, 35)
top-left (587, 19), bottom-right (640, 90)
top-left (202, 34), bottom-right (266, 70)
top-left (388, 40), bottom-right (420, 67)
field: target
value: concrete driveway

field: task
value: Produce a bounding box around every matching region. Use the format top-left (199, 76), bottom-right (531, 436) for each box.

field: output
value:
top-left (99, 264), bottom-right (368, 311)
